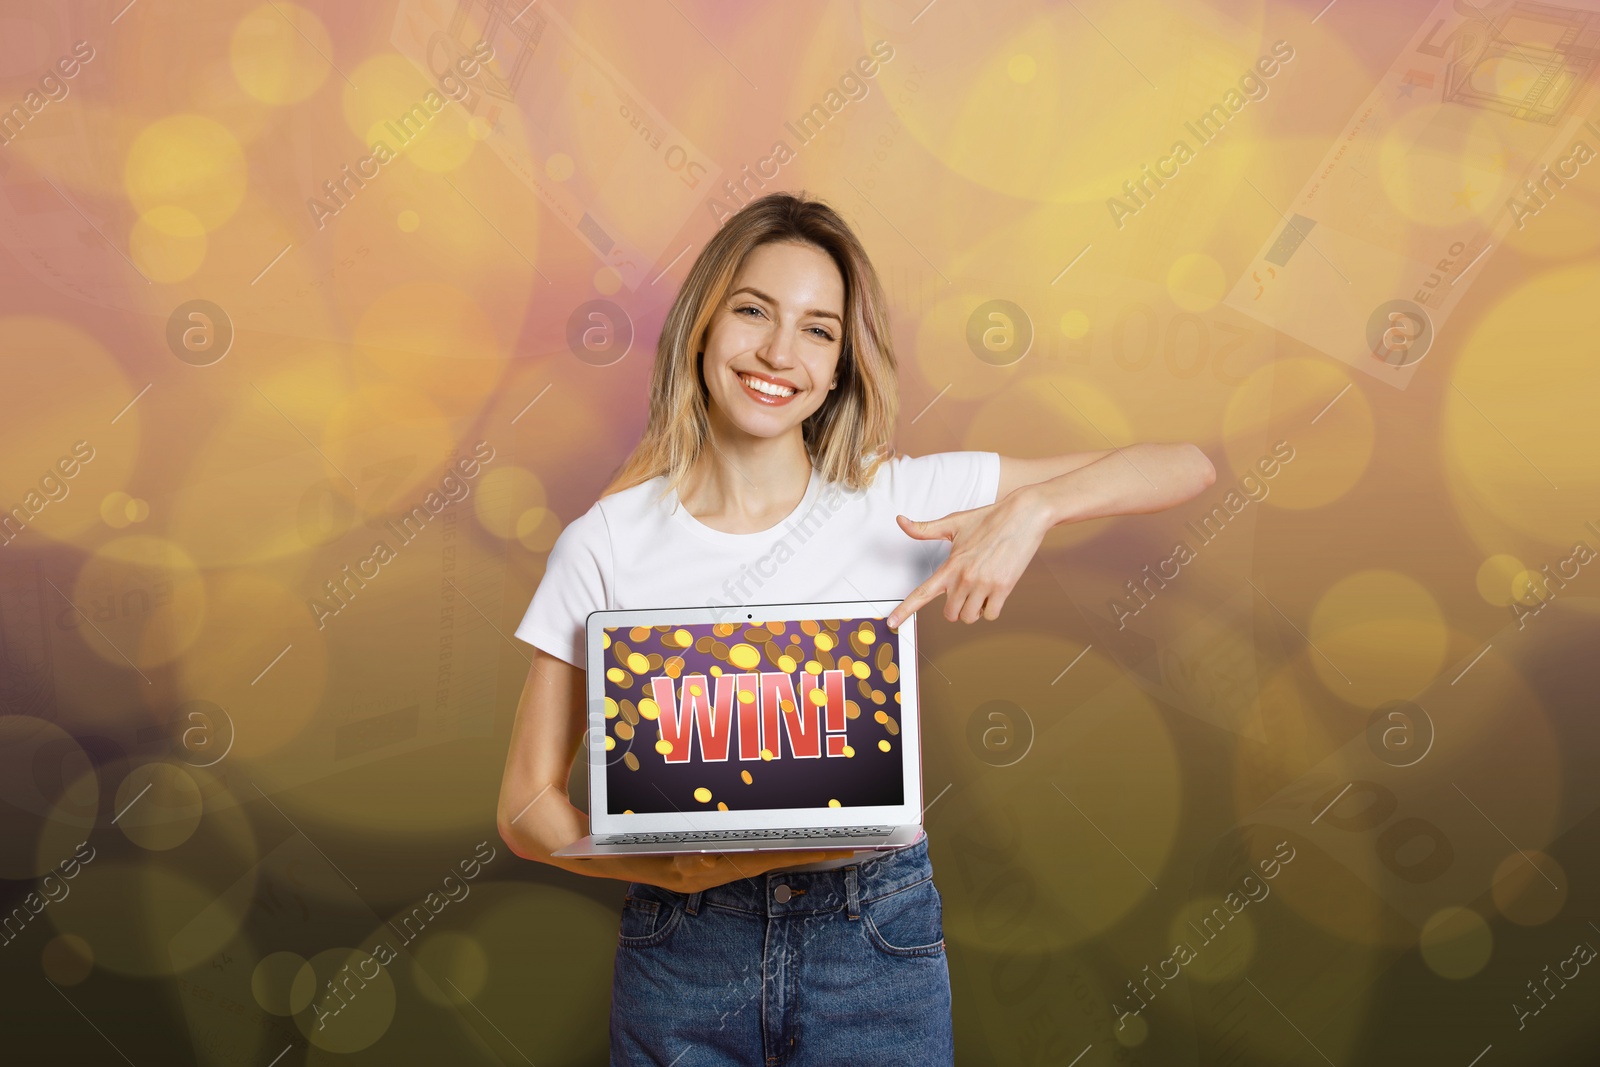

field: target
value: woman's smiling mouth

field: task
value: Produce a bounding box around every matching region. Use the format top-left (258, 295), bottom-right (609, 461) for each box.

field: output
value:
top-left (737, 370), bottom-right (800, 405)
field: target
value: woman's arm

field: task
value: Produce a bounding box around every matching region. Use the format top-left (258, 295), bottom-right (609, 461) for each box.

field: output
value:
top-left (886, 443), bottom-right (1216, 628)
top-left (1001, 441), bottom-right (1216, 525)
top-left (496, 649), bottom-right (851, 890)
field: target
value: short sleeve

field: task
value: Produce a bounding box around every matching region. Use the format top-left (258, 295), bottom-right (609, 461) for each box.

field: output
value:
top-left (513, 504), bottom-right (612, 668)
top-left (891, 451), bottom-right (1001, 517)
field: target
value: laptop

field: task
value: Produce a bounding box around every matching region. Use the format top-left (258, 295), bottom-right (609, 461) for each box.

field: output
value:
top-left (551, 599), bottom-right (927, 858)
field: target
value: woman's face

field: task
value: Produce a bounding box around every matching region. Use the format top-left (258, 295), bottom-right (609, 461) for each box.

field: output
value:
top-left (700, 240), bottom-right (845, 439)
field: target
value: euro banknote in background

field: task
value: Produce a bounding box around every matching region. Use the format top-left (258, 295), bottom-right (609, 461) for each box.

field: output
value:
top-left (391, 0), bottom-right (721, 289)
top-left (1226, 0), bottom-right (1600, 388)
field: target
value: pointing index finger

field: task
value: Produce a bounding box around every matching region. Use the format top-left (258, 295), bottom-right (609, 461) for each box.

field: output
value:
top-left (887, 569), bottom-right (947, 630)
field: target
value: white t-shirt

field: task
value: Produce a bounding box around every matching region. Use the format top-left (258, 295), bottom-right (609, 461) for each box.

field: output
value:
top-left (514, 450), bottom-right (1001, 873)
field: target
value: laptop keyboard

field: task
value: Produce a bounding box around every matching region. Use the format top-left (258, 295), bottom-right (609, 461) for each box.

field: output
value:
top-left (601, 826), bottom-right (894, 845)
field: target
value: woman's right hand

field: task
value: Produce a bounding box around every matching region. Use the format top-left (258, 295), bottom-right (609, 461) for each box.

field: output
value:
top-left (530, 795), bottom-right (853, 894)
top-left (497, 650), bottom-right (852, 895)
top-left (560, 845), bottom-right (856, 895)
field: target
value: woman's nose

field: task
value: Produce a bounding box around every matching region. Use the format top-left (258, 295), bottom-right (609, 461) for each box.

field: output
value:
top-left (758, 325), bottom-right (799, 366)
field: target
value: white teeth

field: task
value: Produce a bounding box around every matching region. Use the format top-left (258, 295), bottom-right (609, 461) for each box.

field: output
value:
top-left (739, 373), bottom-right (795, 397)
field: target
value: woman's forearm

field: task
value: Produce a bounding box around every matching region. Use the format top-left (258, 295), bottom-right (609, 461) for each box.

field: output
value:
top-left (1021, 441), bottom-right (1215, 528)
top-left (496, 652), bottom-right (588, 860)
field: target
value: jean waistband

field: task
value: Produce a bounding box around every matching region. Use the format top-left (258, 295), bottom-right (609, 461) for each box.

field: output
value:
top-left (635, 835), bottom-right (934, 920)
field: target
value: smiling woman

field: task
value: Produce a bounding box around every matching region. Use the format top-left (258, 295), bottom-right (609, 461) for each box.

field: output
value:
top-left (497, 191), bottom-right (1213, 1066)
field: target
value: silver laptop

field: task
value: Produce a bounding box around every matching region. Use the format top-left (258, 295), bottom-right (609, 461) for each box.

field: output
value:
top-left (551, 599), bottom-right (926, 858)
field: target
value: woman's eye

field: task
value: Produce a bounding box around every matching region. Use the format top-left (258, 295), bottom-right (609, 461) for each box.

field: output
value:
top-left (735, 305), bottom-right (762, 317)
top-left (808, 327), bottom-right (835, 340)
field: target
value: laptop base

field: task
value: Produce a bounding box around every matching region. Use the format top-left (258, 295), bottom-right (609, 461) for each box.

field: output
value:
top-left (551, 824), bottom-right (923, 858)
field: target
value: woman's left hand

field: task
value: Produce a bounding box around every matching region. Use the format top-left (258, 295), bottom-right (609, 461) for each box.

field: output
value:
top-left (886, 488), bottom-right (1053, 628)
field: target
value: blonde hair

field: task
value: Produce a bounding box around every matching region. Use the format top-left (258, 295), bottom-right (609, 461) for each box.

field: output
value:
top-left (603, 191), bottom-right (898, 498)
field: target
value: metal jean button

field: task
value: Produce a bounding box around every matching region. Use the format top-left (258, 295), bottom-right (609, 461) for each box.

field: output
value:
top-left (773, 883), bottom-right (792, 903)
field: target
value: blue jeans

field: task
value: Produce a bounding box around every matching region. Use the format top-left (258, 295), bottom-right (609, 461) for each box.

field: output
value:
top-left (610, 836), bottom-right (953, 1066)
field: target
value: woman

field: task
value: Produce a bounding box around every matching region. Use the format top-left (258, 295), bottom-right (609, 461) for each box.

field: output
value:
top-left (496, 191), bottom-right (1214, 1065)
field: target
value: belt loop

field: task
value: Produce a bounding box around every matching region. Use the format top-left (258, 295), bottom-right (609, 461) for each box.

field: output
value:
top-left (685, 890), bottom-right (703, 916)
top-left (845, 866), bottom-right (860, 920)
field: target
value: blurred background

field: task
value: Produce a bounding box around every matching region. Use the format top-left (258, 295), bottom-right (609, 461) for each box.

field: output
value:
top-left (3, 0), bottom-right (1600, 1062)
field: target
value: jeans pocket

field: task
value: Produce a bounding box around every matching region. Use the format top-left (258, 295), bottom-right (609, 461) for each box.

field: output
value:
top-left (618, 887), bottom-right (684, 949)
top-left (863, 876), bottom-right (945, 958)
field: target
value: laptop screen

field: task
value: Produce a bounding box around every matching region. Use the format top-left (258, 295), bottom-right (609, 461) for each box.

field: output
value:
top-left (598, 616), bottom-right (906, 815)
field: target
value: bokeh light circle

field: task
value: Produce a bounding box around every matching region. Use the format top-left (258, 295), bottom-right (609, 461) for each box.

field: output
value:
top-left (1490, 850), bottom-right (1567, 927)
top-left (1419, 906), bottom-right (1493, 979)
top-left (0, 317), bottom-right (138, 547)
top-left (41, 934), bottom-right (94, 986)
top-left (1443, 263), bottom-right (1600, 551)
top-left (1166, 253), bottom-right (1227, 312)
top-left (410, 931), bottom-right (488, 1006)
top-left (231, 3), bottom-right (332, 104)
top-left (475, 466), bottom-right (545, 539)
top-left (297, 946), bottom-right (396, 1052)
top-left (0, 718), bottom-right (97, 879)
top-left (1167, 897), bottom-right (1256, 982)
top-left (253, 951), bottom-right (318, 1016)
top-left (130, 206), bottom-right (208, 283)
top-left (72, 535), bottom-right (207, 670)
top-left (1306, 570), bottom-right (1449, 707)
top-left (114, 762), bottom-right (204, 851)
top-left (1475, 553), bottom-right (1526, 606)
top-left (124, 115), bottom-right (248, 230)
top-left (1223, 357), bottom-right (1373, 510)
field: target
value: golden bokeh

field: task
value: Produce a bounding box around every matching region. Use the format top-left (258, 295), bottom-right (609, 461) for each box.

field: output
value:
top-left (230, 3), bottom-right (333, 105)
top-left (47, 860), bottom-right (243, 977)
top-left (71, 535), bottom-right (208, 670)
top-left (343, 54), bottom-right (478, 174)
top-left (1306, 570), bottom-right (1448, 707)
top-left (319, 384), bottom-right (458, 510)
top-left (1443, 263), bottom-right (1600, 551)
top-left (1166, 897), bottom-right (1256, 982)
top-left (114, 762), bottom-right (204, 851)
top-left (931, 633), bottom-right (1180, 954)
top-left (297, 946), bottom-right (397, 1053)
top-left (123, 114), bottom-right (248, 230)
top-left (1490, 850), bottom-right (1567, 927)
top-left (1166, 252), bottom-right (1227, 312)
top-left (464, 883), bottom-right (617, 1062)
top-left (1475, 553), bottom-right (1526, 607)
top-left (475, 466), bottom-right (546, 540)
top-left (1223, 357), bottom-right (1373, 510)
top-left (252, 951), bottom-right (318, 1016)
top-left (872, 1), bottom-right (1266, 205)
top-left (911, 283), bottom-right (1019, 401)
top-left (41, 934), bottom-right (95, 987)
top-left (1419, 906), bottom-right (1493, 980)
top-left (0, 317), bottom-right (139, 548)
top-left (0, 718), bottom-right (97, 880)
top-left (176, 568), bottom-right (329, 759)
top-left (1377, 102), bottom-right (1508, 228)
top-left (129, 206), bottom-right (208, 282)
top-left (410, 931), bottom-right (489, 1006)
top-left (350, 284), bottom-right (508, 416)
